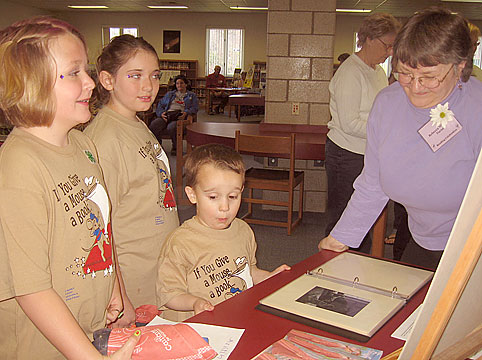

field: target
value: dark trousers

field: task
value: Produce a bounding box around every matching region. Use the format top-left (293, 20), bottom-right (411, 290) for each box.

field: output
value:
top-left (400, 239), bottom-right (443, 271)
top-left (393, 202), bottom-right (411, 261)
top-left (324, 138), bottom-right (371, 253)
top-left (148, 113), bottom-right (180, 150)
top-left (210, 92), bottom-right (228, 112)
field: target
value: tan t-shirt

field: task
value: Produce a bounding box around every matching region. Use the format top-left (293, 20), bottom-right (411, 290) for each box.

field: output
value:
top-left (157, 217), bottom-right (257, 321)
top-left (0, 128), bottom-right (115, 359)
top-left (0, 222), bottom-right (14, 302)
top-left (84, 106), bottom-right (179, 307)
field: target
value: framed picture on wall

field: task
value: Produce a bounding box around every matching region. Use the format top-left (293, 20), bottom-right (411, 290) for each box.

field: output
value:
top-left (163, 30), bottom-right (181, 53)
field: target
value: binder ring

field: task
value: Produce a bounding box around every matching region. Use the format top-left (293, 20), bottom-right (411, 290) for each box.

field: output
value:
top-left (353, 276), bottom-right (359, 287)
top-left (391, 286), bottom-right (398, 298)
top-left (317, 268), bottom-right (323, 275)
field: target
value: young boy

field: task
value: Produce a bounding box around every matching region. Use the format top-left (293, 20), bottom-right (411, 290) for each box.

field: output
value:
top-left (156, 144), bottom-right (290, 321)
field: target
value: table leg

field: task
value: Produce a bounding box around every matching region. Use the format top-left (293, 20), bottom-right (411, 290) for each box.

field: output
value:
top-left (237, 105), bottom-right (241, 122)
top-left (371, 206), bottom-right (387, 258)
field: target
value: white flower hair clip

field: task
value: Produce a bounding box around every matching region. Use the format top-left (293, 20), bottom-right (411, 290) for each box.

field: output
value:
top-left (429, 102), bottom-right (455, 129)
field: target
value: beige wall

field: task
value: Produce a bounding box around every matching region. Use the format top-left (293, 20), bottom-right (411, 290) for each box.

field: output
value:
top-left (0, 1), bottom-right (50, 28)
top-left (3, 1), bottom-right (482, 76)
top-left (60, 11), bottom-right (268, 76)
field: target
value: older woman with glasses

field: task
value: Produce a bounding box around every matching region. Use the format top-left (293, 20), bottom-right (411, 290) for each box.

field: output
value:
top-left (324, 13), bottom-right (401, 253)
top-left (319, 7), bottom-right (482, 270)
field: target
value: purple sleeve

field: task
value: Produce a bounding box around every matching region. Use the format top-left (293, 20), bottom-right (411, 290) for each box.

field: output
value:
top-left (330, 96), bottom-right (389, 247)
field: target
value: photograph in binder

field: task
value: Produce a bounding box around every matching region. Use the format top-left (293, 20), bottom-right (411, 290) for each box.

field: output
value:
top-left (257, 252), bottom-right (433, 341)
top-left (296, 286), bottom-right (370, 317)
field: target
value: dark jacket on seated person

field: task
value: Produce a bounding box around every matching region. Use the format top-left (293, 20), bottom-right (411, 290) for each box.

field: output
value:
top-left (156, 90), bottom-right (199, 117)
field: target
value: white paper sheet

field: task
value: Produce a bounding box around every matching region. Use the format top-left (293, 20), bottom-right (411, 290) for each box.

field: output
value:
top-left (391, 305), bottom-right (421, 341)
top-left (148, 316), bottom-right (244, 359)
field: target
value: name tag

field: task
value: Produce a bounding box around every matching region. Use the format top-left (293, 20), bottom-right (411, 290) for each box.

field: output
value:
top-left (418, 118), bottom-right (462, 152)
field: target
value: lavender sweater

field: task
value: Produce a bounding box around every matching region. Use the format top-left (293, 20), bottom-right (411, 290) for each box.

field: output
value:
top-left (332, 78), bottom-right (482, 250)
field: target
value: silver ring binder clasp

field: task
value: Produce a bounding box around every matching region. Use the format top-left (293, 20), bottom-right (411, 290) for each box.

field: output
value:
top-left (391, 286), bottom-right (398, 298)
top-left (353, 276), bottom-right (360, 287)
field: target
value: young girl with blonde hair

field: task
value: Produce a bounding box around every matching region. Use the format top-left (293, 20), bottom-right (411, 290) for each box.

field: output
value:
top-left (0, 17), bottom-right (138, 359)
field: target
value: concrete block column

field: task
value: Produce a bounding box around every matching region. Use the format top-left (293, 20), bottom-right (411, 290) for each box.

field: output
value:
top-left (264, 0), bottom-right (336, 212)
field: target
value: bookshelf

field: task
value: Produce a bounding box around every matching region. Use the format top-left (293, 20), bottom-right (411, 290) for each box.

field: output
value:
top-left (253, 61), bottom-right (266, 89)
top-left (159, 59), bottom-right (198, 85)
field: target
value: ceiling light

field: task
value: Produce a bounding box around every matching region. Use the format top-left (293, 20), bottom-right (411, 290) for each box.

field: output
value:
top-left (441, 0), bottom-right (482, 2)
top-left (336, 8), bottom-right (372, 13)
top-left (148, 5), bottom-right (188, 9)
top-left (68, 5), bottom-right (108, 9)
top-left (230, 6), bottom-right (268, 10)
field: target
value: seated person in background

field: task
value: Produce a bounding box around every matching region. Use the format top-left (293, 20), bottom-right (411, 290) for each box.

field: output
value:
top-left (206, 65), bottom-right (228, 114)
top-left (149, 75), bottom-right (198, 155)
top-left (156, 144), bottom-right (290, 321)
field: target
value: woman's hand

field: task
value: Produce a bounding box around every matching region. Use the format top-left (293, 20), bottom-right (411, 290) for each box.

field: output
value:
top-left (318, 235), bottom-right (348, 252)
top-left (106, 329), bottom-right (141, 359)
top-left (161, 112), bottom-right (168, 122)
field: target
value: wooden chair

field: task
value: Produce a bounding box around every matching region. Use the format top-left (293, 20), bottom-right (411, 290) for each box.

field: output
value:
top-left (175, 118), bottom-right (195, 206)
top-left (234, 130), bottom-right (304, 235)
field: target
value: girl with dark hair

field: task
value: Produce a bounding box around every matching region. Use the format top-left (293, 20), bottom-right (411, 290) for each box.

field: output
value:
top-left (85, 35), bottom-right (179, 316)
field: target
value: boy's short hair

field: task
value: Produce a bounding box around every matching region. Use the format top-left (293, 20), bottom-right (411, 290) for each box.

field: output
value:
top-left (184, 144), bottom-right (245, 188)
top-left (0, 17), bottom-right (87, 127)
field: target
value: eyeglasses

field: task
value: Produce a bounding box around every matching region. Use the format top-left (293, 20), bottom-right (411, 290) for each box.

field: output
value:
top-left (377, 37), bottom-right (393, 51)
top-left (393, 64), bottom-right (454, 89)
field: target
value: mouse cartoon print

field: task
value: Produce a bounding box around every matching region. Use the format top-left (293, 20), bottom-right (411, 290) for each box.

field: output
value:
top-left (159, 168), bottom-right (177, 210)
top-left (225, 256), bottom-right (253, 299)
top-left (81, 176), bottom-right (113, 277)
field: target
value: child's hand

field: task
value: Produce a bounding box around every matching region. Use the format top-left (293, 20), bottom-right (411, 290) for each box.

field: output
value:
top-left (106, 329), bottom-right (141, 359)
top-left (269, 264), bottom-right (291, 278)
top-left (109, 297), bottom-right (136, 329)
top-left (193, 298), bottom-right (215, 315)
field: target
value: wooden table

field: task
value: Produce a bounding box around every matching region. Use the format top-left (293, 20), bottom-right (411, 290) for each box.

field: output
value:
top-left (205, 87), bottom-right (244, 113)
top-left (186, 122), bottom-right (327, 160)
top-left (228, 94), bottom-right (265, 122)
top-left (183, 122), bottom-right (388, 258)
top-left (187, 250), bottom-right (428, 359)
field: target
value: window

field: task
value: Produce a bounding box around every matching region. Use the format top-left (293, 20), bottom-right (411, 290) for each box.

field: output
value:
top-left (102, 26), bottom-right (138, 46)
top-left (206, 28), bottom-right (244, 76)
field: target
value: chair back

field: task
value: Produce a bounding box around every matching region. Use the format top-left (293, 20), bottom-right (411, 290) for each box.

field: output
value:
top-left (234, 130), bottom-right (296, 182)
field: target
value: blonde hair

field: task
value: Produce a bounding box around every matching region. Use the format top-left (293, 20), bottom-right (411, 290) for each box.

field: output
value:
top-left (468, 22), bottom-right (481, 47)
top-left (0, 17), bottom-right (86, 127)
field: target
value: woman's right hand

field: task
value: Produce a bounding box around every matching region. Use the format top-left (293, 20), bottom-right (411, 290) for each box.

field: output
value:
top-left (318, 235), bottom-right (348, 252)
top-left (161, 112), bottom-right (168, 122)
top-left (106, 329), bottom-right (141, 359)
